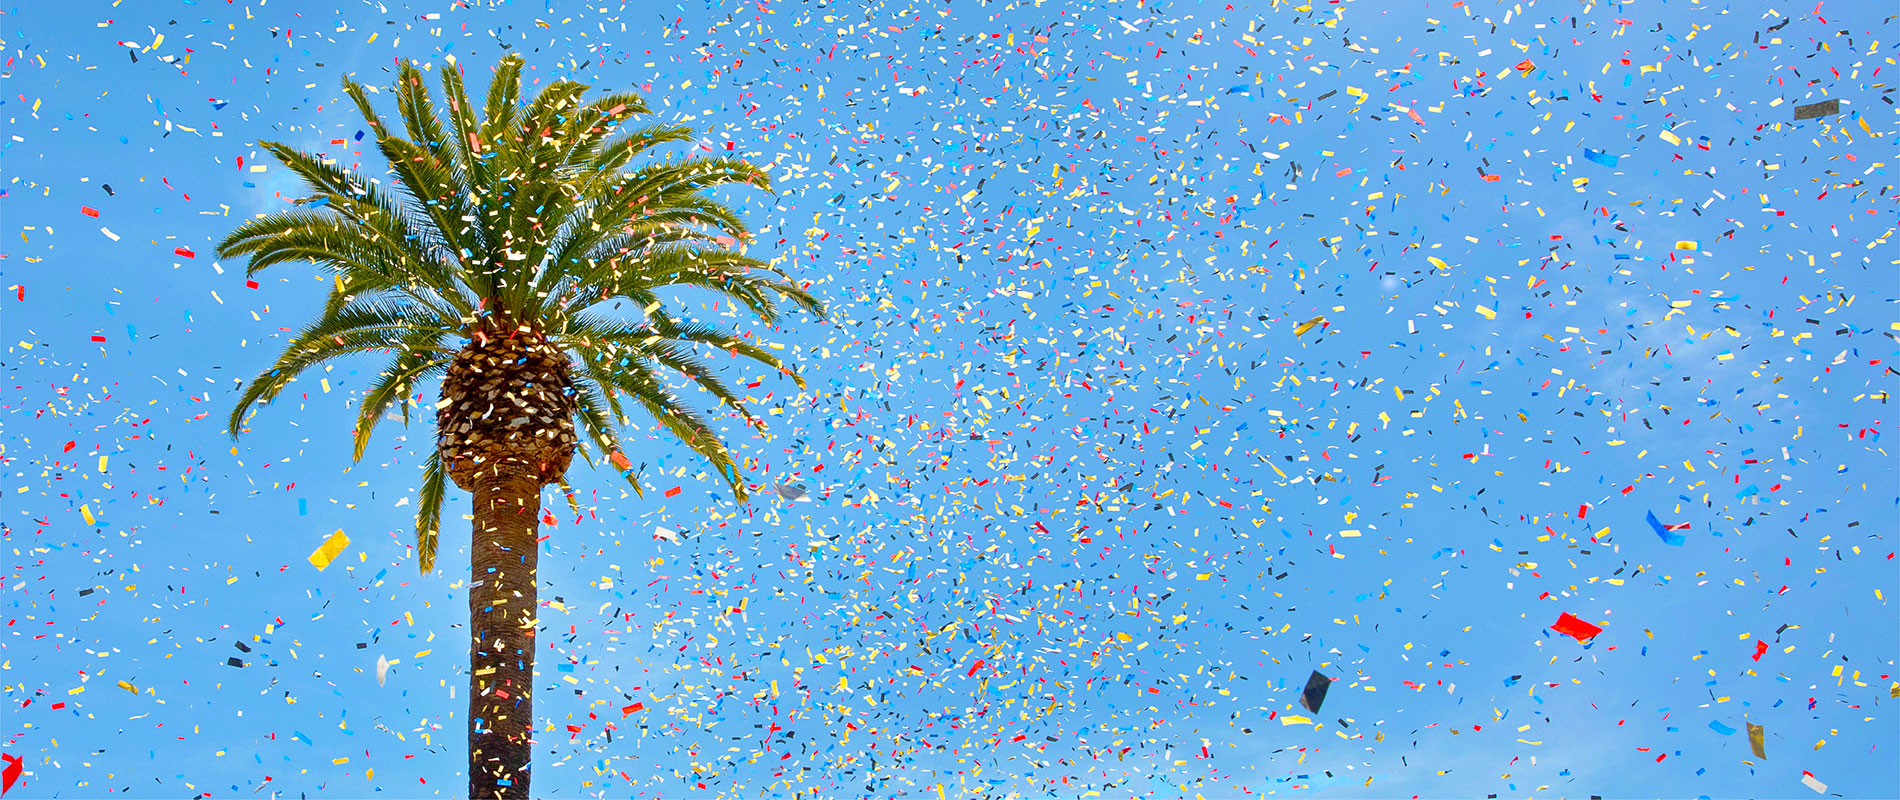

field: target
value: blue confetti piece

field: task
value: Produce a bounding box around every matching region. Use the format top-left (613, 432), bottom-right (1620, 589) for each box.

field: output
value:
top-left (1647, 510), bottom-right (1686, 546)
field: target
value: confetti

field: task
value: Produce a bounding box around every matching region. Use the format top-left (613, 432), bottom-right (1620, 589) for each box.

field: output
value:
top-left (3, 0), bottom-right (1893, 797)
top-left (1792, 99), bottom-right (1841, 120)
top-left (1298, 670), bottom-right (1332, 714)
top-left (307, 530), bottom-right (351, 571)
top-left (0, 755), bottom-right (19, 798)
top-left (1551, 613), bottom-right (1605, 643)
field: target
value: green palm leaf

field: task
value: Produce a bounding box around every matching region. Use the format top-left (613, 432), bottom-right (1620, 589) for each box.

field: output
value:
top-left (414, 451), bottom-right (447, 573)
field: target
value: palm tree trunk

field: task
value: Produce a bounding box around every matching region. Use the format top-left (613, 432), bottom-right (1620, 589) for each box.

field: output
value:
top-left (467, 469), bottom-right (541, 799)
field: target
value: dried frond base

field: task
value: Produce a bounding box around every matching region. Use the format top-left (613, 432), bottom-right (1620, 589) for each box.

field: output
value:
top-left (438, 319), bottom-right (578, 490)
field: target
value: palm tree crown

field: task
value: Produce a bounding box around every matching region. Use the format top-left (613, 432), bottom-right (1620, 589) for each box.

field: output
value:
top-left (221, 56), bottom-right (821, 570)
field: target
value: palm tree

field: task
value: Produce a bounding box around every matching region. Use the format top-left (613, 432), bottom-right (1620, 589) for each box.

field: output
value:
top-left (219, 56), bottom-right (822, 799)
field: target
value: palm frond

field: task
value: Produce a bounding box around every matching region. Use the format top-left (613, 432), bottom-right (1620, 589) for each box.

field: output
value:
top-left (229, 325), bottom-right (431, 437)
top-left (587, 357), bottom-right (746, 501)
top-left (480, 55), bottom-right (526, 149)
top-left (352, 337), bottom-right (453, 461)
top-left (556, 476), bottom-right (583, 517)
top-left (228, 142), bottom-right (472, 311)
top-left (414, 451), bottom-right (447, 573)
top-left (570, 366), bottom-right (644, 498)
top-left (652, 320), bottom-right (799, 388)
top-left (393, 62), bottom-right (451, 158)
top-left (553, 95), bottom-right (656, 173)
top-left (437, 62), bottom-right (490, 193)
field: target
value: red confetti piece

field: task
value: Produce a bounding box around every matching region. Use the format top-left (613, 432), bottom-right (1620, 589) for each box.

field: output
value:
top-left (1550, 612), bottom-right (1603, 643)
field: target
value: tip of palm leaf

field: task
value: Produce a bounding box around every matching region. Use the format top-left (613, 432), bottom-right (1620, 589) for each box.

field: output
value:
top-left (414, 523), bottom-right (439, 573)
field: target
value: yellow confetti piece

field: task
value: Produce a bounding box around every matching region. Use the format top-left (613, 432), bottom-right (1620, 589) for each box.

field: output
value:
top-left (308, 530), bottom-right (351, 571)
top-left (80, 504), bottom-right (96, 525)
top-left (1475, 305), bottom-right (1496, 320)
top-left (1675, 240), bottom-right (1699, 250)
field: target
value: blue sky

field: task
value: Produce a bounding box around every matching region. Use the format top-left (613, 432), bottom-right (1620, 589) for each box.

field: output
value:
top-left (2, 0), bottom-right (1896, 797)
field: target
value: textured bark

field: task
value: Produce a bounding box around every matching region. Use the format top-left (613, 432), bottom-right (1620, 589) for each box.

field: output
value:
top-left (438, 313), bottom-right (576, 798)
top-left (467, 470), bottom-right (542, 799)
top-left (439, 314), bottom-right (577, 492)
